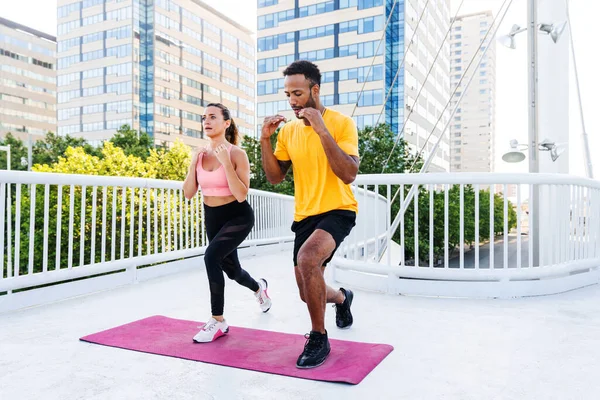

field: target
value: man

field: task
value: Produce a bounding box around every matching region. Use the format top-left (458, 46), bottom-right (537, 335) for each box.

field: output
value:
top-left (260, 60), bottom-right (359, 369)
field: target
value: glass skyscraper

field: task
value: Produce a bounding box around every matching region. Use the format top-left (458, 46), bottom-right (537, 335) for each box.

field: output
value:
top-left (57, 0), bottom-right (256, 147)
top-left (257, 0), bottom-right (451, 171)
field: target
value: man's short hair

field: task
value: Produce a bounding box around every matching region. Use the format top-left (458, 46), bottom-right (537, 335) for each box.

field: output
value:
top-left (282, 60), bottom-right (322, 87)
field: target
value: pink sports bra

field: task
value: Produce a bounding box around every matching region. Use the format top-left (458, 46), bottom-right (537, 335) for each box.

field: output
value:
top-left (196, 145), bottom-right (234, 197)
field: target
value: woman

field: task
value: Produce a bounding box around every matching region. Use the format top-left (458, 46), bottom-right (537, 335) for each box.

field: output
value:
top-left (183, 103), bottom-right (272, 343)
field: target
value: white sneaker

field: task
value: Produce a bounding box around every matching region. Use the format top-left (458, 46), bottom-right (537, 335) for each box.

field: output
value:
top-left (255, 278), bottom-right (272, 313)
top-left (193, 318), bottom-right (229, 343)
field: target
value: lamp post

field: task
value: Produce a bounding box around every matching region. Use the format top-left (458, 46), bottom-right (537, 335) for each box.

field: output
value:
top-left (527, 0), bottom-right (540, 268)
top-left (498, 0), bottom-right (571, 267)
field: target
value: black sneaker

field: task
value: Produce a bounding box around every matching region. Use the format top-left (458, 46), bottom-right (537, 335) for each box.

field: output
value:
top-left (296, 331), bottom-right (331, 369)
top-left (335, 288), bottom-right (354, 329)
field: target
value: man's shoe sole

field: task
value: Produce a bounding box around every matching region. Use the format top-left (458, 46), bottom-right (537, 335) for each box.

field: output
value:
top-left (295, 348), bottom-right (331, 369)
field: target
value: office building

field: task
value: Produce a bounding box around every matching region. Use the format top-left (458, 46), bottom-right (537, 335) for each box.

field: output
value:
top-left (0, 17), bottom-right (56, 141)
top-left (449, 11), bottom-right (496, 172)
top-left (257, 0), bottom-right (451, 171)
top-left (57, 0), bottom-right (255, 147)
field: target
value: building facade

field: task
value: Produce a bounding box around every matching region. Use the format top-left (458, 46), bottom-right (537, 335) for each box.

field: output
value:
top-left (256, 0), bottom-right (451, 171)
top-left (449, 11), bottom-right (496, 172)
top-left (0, 17), bottom-right (56, 141)
top-left (57, 0), bottom-right (255, 147)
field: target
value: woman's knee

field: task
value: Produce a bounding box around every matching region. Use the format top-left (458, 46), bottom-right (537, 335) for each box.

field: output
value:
top-left (223, 266), bottom-right (240, 281)
top-left (203, 246), bottom-right (220, 270)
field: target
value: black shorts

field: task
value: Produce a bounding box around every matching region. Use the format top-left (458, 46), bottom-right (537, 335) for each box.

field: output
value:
top-left (291, 210), bottom-right (356, 267)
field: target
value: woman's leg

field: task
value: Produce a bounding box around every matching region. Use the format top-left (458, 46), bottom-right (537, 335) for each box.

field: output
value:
top-left (207, 214), bottom-right (258, 293)
top-left (203, 222), bottom-right (227, 318)
top-left (222, 250), bottom-right (259, 292)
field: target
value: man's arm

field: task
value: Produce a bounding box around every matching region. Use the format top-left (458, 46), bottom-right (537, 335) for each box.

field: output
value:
top-left (260, 115), bottom-right (291, 184)
top-left (260, 138), bottom-right (292, 184)
top-left (298, 108), bottom-right (359, 184)
top-left (316, 134), bottom-right (359, 184)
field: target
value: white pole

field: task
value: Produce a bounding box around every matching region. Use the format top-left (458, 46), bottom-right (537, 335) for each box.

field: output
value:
top-left (528, 0), bottom-right (540, 267)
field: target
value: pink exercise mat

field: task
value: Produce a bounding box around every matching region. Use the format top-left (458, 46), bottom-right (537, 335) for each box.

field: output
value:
top-left (80, 315), bottom-right (393, 385)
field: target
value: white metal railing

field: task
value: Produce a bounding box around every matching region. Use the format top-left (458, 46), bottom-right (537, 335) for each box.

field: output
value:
top-left (0, 171), bottom-right (294, 295)
top-left (333, 173), bottom-right (600, 298)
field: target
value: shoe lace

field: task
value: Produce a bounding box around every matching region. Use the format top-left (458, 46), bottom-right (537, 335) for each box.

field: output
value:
top-left (255, 291), bottom-right (265, 305)
top-left (202, 320), bottom-right (218, 332)
top-left (333, 301), bottom-right (350, 320)
top-left (302, 333), bottom-right (324, 357)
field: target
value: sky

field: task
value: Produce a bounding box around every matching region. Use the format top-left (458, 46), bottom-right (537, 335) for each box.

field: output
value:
top-left (3, 0), bottom-right (598, 178)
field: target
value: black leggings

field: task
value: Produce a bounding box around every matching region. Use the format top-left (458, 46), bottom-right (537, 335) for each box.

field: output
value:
top-left (203, 200), bottom-right (259, 316)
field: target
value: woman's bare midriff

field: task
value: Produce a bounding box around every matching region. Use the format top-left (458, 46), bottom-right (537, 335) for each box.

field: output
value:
top-left (202, 194), bottom-right (238, 207)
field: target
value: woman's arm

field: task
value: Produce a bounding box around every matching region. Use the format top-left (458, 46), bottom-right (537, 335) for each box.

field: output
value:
top-left (183, 149), bottom-right (201, 200)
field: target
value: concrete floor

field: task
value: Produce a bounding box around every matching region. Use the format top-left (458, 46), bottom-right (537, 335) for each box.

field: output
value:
top-left (2, 251), bottom-right (600, 399)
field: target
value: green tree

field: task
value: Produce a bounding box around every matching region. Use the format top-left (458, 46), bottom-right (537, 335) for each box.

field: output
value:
top-left (0, 132), bottom-right (102, 171)
top-left (147, 140), bottom-right (192, 181)
top-left (20, 139), bottom-right (193, 275)
top-left (33, 132), bottom-right (101, 165)
top-left (109, 124), bottom-right (153, 160)
top-left (0, 133), bottom-right (29, 171)
top-left (354, 123), bottom-right (517, 264)
top-left (358, 123), bottom-right (423, 174)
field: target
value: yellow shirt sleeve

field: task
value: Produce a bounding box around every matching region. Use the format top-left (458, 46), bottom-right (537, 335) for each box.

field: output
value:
top-left (336, 117), bottom-right (359, 157)
top-left (273, 125), bottom-right (290, 161)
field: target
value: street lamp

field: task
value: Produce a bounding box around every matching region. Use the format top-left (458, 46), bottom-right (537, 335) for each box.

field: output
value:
top-left (502, 138), bottom-right (567, 163)
top-left (539, 21), bottom-right (567, 43)
top-left (496, 0), bottom-right (571, 268)
top-left (497, 24), bottom-right (524, 49)
top-left (497, 21), bottom-right (567, 49)
top-left (502, 139), bottom-right (527, 163)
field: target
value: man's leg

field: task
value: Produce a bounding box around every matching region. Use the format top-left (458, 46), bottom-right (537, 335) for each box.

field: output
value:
top-left (295, 229), bottom-right (338, 334)
top-left (324, 276), bottom-right (345, 304)
top-left (294, 267), bottom-right (345, 306)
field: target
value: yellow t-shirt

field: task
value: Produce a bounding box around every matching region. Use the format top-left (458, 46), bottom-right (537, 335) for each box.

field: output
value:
top-left (274, 108), bottom-right (359, 222)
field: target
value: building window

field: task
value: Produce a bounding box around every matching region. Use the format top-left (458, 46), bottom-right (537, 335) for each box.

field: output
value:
top-left (259, 0), bottom-right (278, 7)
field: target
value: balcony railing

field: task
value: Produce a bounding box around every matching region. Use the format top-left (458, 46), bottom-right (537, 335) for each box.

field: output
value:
top-left (334, 173), bottom-right (600, 298)
top-left (2, 171), bottom-right (599, 311)
top-left (0, 171), bottom-right (294, 312)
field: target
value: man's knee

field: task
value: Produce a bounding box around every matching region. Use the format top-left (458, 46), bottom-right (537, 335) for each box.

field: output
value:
top-left (297, 246), bottom-right (323, 273)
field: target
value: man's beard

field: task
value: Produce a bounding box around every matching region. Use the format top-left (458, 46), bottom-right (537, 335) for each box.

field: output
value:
top-left (296, 93), bottom-right (318, 124)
